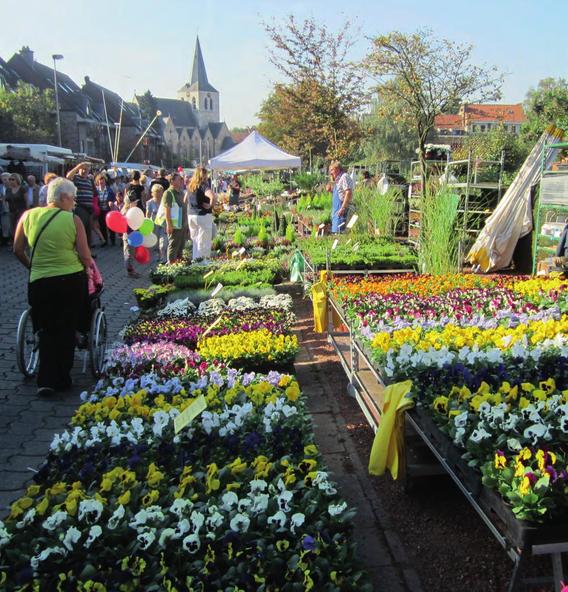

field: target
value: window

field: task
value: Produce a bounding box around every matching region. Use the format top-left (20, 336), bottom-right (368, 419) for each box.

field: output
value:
top-left (480, 125), bottom-right (486, 132)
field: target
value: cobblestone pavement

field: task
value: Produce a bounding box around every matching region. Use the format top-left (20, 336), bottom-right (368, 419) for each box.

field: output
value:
top-left (0, 243), bottom-right (150, 513)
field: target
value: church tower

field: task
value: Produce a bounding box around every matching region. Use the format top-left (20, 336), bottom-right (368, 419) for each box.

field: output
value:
top-left (177, 37), bottom-right (220, 127)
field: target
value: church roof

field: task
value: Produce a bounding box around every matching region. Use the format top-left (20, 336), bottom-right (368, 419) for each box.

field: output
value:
top-left (208, 122), bottom-right (226, 138)
top-left (154, 97), bottom-right (198, 128)
top-left (188, 37), bottom-right (218, 93)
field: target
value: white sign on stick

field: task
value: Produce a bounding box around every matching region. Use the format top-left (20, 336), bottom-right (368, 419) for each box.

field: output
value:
top-left (346, 214), bottom-right (358, 229)
top-left (332, 239), bottom-right (339, 250)
top-left (211, 283), bottom-right (223, 298)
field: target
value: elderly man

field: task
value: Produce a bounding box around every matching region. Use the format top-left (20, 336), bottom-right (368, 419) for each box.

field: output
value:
top-left (66, 161), bottom-right (95, 246)
top-left (329, 160), bottom-right (354, 233)
top-left (26, 175), bottom-right (40, 208)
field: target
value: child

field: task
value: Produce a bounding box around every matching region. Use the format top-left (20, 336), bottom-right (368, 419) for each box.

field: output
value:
top-left (148, 183), bottom-right (168, 264)
top-left (121, 192), bottom-right (141, 278)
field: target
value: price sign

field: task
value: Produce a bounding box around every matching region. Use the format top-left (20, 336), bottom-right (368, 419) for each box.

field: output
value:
top-left (332, 238), bottom-right (339, 250)
top-left (353, 242), bottom-right (360, 252)
top-left (174, 395), bottom-right (207, 434)
top-left (211, 283), bottom-right (223, 298)
top-left (203, 270), bottom-right (214, 279)
top-left (346, 214), bottom-right (358, 229)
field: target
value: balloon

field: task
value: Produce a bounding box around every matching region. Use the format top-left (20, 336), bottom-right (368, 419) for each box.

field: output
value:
top-left (139, 218), bottom-right (154, 236)
top-left (142, 232), bottom-right (158, 248)
top-left (125, 207), bottom-right (145, 230)
top-left (106, 211), bottom-right (128, 233)
top-left (127, 231), bottom-right (144, 247)
top-left (134, 246), bottom-right (151, 264)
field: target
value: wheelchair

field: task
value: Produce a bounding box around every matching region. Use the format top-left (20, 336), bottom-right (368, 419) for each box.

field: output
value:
top-left (16, 287), bottom-right (107, 379)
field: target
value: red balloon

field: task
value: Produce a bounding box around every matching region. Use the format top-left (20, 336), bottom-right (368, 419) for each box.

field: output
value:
top-left (106, 211), bottom-right (128, 233)
top-left (134, 246), bottom-right (151, 264)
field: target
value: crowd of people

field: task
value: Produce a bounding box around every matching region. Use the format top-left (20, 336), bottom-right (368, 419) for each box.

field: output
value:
top-left (1, 163), bottom-right (234, 276)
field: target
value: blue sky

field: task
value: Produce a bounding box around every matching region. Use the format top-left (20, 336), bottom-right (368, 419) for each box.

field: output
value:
top-left (1, 0), bottom-right (565, 127)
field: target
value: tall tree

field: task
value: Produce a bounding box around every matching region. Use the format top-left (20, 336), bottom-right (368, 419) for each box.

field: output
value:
top-left (521, 77), bottom-right (568, 142)
top-left (364, 29), bottom-right (502, 192)
top-left (261, 15), bottom-right (368, 162)
top-left (0, 81), bottom-right (56, 143)
top-left (137, 90), bottom-right (159, 128)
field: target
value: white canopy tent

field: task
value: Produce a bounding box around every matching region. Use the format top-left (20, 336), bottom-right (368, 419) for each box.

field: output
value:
top-left (209, 130), bottom-right (301, 171)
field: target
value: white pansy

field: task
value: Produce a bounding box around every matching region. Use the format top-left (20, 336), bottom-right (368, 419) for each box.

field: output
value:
top-left (16, 508), bottom-right (36, 529)
top-left (230, 513), bottom-right (251, 533)
top-left (190, 511), bottom-right (205, 532)
top-left (30, 546), bottom-right (67, 570)
top-left (0, 522), bottom-right (12, 547)
top-left (290, 513), bottom-right (305, 533)
top-left (84, 525), bottom-right (102, 548)
top-left (206, 511), bottom-right (224, 531)
top-left (277, 490), bottom-right (294, 513)
top-left (249, 493), bottom-right (269, 514)
top-left (453, 411), bottom-right (468, 429)
top-left (221, 491), bottom-right (239, 511)
top-left (249, 479), bottom-right (268, 493)
top-left (42, 510), bottom-right (69, 532)
top-left (267, 510), bottom-right (287, 528)
top-left (182, 533), bottom-right (201, 554)
top-left (62, 526), bottom-right (82, 551)
top-left (107, 504), bottom-right (126, 530)
top-left (78, 499), bottom-right (104, 523)
top-left (169, 498), bottom-right (192, 518)
top-left (159, 527), bottom-right (177, 546)
top-left (137, 529), bottom-right (156, 550)
top-left (328, 502), bottom-right (348, 517)
top-left (524, 423), bottom-right (552, 445)
top-left (175, 518), bottom-right (190, 537)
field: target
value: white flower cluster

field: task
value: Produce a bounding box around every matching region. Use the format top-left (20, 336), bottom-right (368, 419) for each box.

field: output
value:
top-left (157, 298), bottom-right (196, 318)
top-left (383, 337), bottom-right (568, 378)
top-left (197, 298), bottom-right (226, 316)
top-left (259, 293), bottom-right (293, 311)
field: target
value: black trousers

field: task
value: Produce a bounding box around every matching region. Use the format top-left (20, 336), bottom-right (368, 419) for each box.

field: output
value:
top-left (98, 210), bottom-right (115, 244)
top-left (74, 204), bottom-right (92, 245)
top-left (28, 271), bottom-right (88, 389)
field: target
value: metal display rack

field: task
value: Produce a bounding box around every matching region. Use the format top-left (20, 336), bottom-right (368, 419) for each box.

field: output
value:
top-left (408, 152), bottom-right (505, 261)
top-left (532, 141), bottom-right (568, 275)
top-left (325, 295), bottom-right (568, 592)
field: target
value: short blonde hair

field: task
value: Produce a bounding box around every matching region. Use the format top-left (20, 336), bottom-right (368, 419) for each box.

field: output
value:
top-left (151, 184), bottom-right (164, 196)
top-left (329, 160), bottom-right (341, 171)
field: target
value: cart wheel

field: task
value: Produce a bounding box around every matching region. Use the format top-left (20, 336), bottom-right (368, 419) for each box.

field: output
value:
top-left (89, 309), bottom-right (107, 378)
top-left (16, 308), bottom-right (39, 378)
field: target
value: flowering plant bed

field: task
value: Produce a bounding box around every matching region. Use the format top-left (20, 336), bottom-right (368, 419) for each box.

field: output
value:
top-left (330, 272), bottom-right (568, 525)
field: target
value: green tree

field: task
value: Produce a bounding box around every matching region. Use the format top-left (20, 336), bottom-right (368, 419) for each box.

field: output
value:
top-left (364, 29), bottom-right (502, 193)
top-left (0, 81), bottom-right (56, 143)
top-left (261, 15), bottom-right (368, 162)
top-left (521, 78), bottom-right (568, 142)
top-left (137, 90), bottom-right (159, 129)
top-left (362, 96), bottom-right (416, 164)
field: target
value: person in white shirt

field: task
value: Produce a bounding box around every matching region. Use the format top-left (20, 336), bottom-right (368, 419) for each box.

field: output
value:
top-left (26, 175), bottom-right (40, 208)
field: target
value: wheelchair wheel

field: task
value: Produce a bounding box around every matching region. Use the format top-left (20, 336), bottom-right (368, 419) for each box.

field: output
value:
top-left (89, 308), bottom-right (107, 378)
top-left (16, 308), bottom-right (39, 378)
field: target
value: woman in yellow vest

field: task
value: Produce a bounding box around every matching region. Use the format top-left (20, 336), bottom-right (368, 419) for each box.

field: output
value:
top-left (13, 177), bottom-right (92, 396)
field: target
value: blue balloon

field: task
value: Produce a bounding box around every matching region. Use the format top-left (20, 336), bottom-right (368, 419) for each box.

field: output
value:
top-left (127, 231), bottom-right (144, 247)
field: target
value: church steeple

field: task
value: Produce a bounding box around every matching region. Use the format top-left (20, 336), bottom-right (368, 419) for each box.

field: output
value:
top-left (189, 36), bottom-right (217, 93)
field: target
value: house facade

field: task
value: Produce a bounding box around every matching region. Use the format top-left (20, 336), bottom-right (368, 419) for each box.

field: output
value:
top-left (433, 103), bottom-right (527, 149)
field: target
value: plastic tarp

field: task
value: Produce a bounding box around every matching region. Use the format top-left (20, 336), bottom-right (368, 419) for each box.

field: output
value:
top-left (209, 130), bottom-right (301, 171)
top-left (467, 126), bottom-right (565, 272)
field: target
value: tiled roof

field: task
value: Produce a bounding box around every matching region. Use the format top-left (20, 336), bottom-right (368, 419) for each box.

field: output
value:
top-left (208, 122), bottom-right (225, 138)
top-left (8, 49), bottom-right (100, 121)
top-left (435, 114), bottom-right (463, 129)
top-left (463, 103), bottom-right (525, 123)
top-left (82, 76), bottom-right (140, 127)
top-left (0, 57), bottom-right (19, 88)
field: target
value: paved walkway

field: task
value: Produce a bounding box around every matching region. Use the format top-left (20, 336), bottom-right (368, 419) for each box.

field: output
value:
top-left (0, 244), bottom-right (149, 513)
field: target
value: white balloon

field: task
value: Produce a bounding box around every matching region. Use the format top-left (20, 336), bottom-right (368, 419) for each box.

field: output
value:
top-left (125, 207), bottom-right (145, 230)
top-left (142, 232), bottom-right (158, 248)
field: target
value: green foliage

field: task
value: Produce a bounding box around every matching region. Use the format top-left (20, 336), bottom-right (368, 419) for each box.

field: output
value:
top-left (212, 235), bottom-right (225, 252)
top-left (257, 225), bottom-right (269, 247)
top-left (0, 81), bottom-right (56, 143)
top-left (233, 228), bottom-right (246, 247)
top-left (285, 222), bottom-right (296, 243)
top-left (132, 284), bottom-right (176, 310)
top-left (419, 186), bottom-right (460, 275)
top-left (354, 186), bottom-right (402, 239)
top-left (521, 77), bottom-right (568, 142)
top-left (244, 174), bottom-right (285, 197)
top-left (300, 235), bottom-right (417, 269)
top-left (453, 125), bottom-right (530, 179)
top-left (296, 192), bottom-right (332, 212)
top-left (291, 170), bottom-right (326, 192)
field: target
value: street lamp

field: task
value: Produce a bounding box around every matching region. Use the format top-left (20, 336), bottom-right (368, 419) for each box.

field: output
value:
top-left (52, 54), bottom-right (64, 147)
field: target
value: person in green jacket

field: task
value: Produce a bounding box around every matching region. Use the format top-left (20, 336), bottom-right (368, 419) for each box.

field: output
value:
top-left (13, 177), bottom-right (92, 396)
